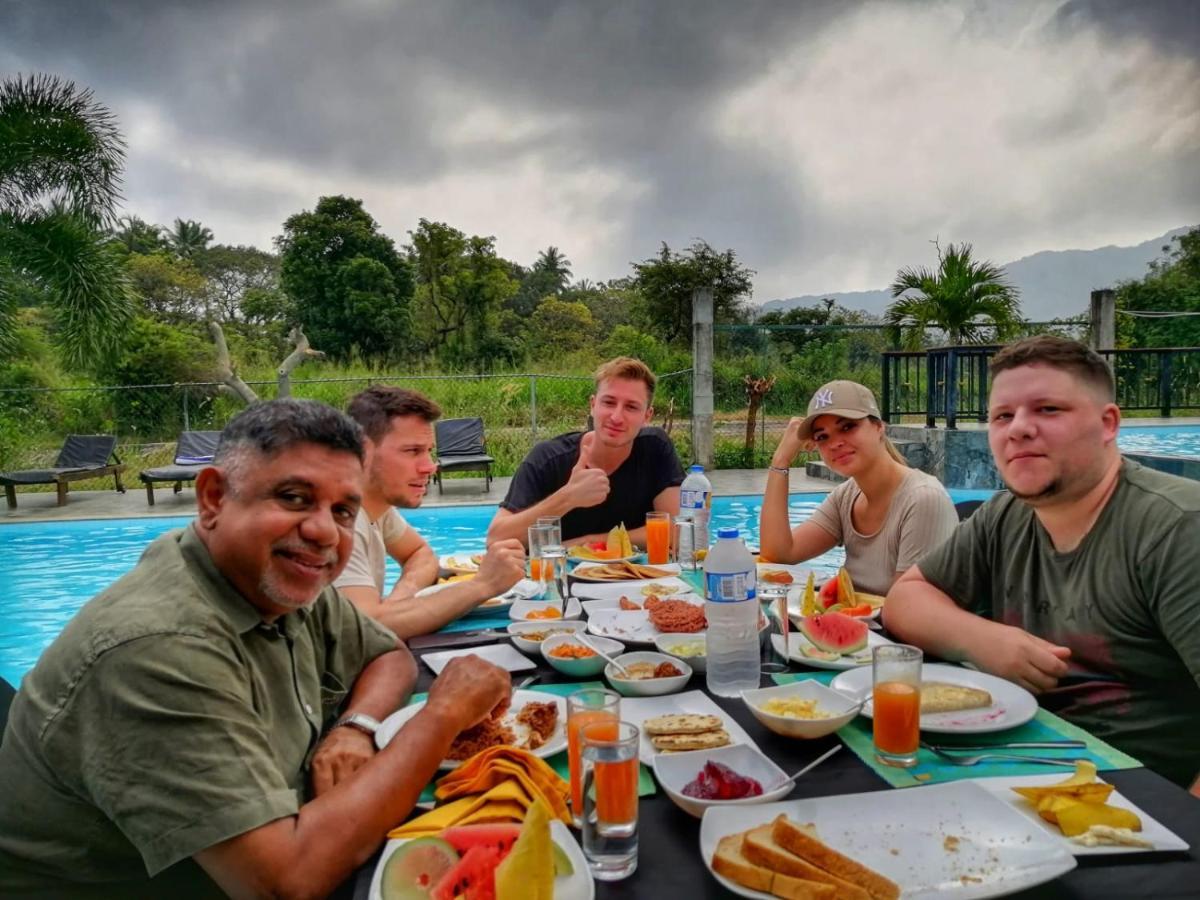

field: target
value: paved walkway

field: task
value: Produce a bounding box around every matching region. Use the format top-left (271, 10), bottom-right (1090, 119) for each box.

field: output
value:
top-left (0, 468), bottom-right (834, 524)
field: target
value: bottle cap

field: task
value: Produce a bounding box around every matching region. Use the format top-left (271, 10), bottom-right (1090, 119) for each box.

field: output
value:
top-left (689, 464), bottom-right (705, 473)
top-left (717, 527), bottom-right (738, 539)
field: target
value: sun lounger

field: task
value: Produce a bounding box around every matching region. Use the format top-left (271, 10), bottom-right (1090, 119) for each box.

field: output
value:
top-left (433, 417), bottom-right (494, 493)
top-left (138, 430), bottom-right (222, 505)
top-left (0, 435), bottom-right (125, 509)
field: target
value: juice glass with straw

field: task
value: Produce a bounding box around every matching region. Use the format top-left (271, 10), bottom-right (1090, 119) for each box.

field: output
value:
top-left (567, 688), bottom-right (620, 824)
top-left (872, 644), bottom-right (922, 767)
top-left (644, 511), bottom-right (670, 565)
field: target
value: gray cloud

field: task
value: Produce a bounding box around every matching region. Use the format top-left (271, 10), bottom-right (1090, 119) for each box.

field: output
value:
top-left (2, 0), bottom-right (1197, 301)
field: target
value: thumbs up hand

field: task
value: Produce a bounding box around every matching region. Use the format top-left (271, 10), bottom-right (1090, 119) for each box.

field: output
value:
top-left (565, 431), bottom-right (609, 508)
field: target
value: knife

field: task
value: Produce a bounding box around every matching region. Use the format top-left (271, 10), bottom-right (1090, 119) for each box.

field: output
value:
top-left (924, 740), bottom-right (1086, 751)
top-left (407, 629), bottom-right (507, 651)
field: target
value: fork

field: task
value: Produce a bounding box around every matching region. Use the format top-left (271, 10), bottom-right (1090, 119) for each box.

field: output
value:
top-left (921, 742), bottom-right (1080, 767)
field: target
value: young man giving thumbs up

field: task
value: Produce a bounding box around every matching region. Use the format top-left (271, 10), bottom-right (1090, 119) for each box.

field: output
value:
top-left (488, 357), bottom-right (684, 548)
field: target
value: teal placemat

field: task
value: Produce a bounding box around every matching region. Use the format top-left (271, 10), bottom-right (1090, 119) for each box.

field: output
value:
top-left (408, 681), bottom-right (656, 803)
top-left (436, 616), bottom-right (512, 633)
top-left (770, 670), bottom-right (1141, 788)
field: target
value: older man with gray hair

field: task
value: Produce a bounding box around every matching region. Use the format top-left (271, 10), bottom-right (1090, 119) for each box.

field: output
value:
top-left (0, 399), bottom-right (511, 899)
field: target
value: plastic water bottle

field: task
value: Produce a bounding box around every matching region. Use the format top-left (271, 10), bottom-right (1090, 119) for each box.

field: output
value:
top-left (678, 464), bottom-right (712, 566)
top-left (704, 527), bottom-right (760, 697)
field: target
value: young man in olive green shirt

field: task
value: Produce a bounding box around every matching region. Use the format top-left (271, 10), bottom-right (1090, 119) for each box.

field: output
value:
top-left (0, 401), bottom-right (512, 898)
top-left (886, 337), bottom-right (1200, 793)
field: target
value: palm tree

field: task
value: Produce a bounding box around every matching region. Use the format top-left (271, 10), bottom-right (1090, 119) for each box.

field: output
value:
top-left (532, 245), bottom-right (572, 294)
top-left (0, 73), bottom-right (135, 364)
top-left (111, 214), bottom-right (165, 254)
top-left (168, 218), bottom-right (213, 258)
top-left (886, 242), bottom-right (1022, 347)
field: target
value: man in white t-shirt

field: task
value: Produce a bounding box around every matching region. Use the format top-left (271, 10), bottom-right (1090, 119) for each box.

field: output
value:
top-left (336, 386), bottom-right (525, 639)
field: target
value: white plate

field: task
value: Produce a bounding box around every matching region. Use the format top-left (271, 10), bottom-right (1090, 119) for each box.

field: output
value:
top-left (772, 630), bottom-right (895, 671)
top-left (416, 577), bottom-right (543, 617)
top-left (619, 690), bottom-right (760, 765)
top-left (567, 550), bottom-right (645, 565)
top-left (580, 593), bottom-right (703, 618)
top-left (700, 781), bottom-right (1077, 900)
top-left (587, 606), bottom-right (706, 645)
top-left (375, 689), bottom-right (567, 769)
top-left (571, 577), bottom-right (696, 602)
top-left (787, 593), bottom-right (883, 622)
top-left (570, 562), bottom-right (682, 582)
top-left (756, 563), bottom-right (823, 585)
top-left (974, 774), bottom-right (1190, 855)
top-left (508, 596), bottom-right (583, 621)
top-left (829, 663), bottom-right (1039, 734)
top-left (420, 642), bottom-right (538, 675)
top-left (369, 818), bottom-right (594, 900)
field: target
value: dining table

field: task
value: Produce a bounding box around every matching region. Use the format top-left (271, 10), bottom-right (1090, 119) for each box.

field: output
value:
top-left (343, 568), bottom-right (1200, 900)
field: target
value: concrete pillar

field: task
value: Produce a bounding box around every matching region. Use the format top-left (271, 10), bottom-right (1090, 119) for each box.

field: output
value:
top-left (692, 287), bottom-right (714, 468)
top-left (1089, 289), bottom-right (1115, 350)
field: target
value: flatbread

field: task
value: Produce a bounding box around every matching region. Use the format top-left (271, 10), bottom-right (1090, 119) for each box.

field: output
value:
top-left (651, 729), bottom-right (731, 752)
top-left (643, 713), bottom-right (723, 735)
top-left (920, 681), bottom-right (993, 714)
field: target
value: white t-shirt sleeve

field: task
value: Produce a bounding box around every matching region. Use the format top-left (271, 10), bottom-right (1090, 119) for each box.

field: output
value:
top-left (334, 509), bottom-right (384, 590)
top-left (379, 508), bottom-right (409, 544)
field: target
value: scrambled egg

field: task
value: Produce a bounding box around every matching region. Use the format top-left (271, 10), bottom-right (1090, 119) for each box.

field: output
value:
top-left (759, 697), bottom-right (831, 720)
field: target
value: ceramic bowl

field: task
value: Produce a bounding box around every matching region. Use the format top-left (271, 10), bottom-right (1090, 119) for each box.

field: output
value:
top-left (541, 633), bottom-right (624, 678)
top-left (604, 651), bottom-right (693, 697)
top-left (653, 633), bottom-right (708, 672)
top-left (506, 620), bottom-right (587, 656)
top-left (741, 679), bottom-right (861, 739)
top-left (653, 743), bottom-right (794, 818)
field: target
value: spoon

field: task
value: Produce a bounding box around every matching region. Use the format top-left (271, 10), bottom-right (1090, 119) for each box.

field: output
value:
top-left (576, 634), bottom-right (631, 677)
top-left (767, 745), bottom-right (843, 791)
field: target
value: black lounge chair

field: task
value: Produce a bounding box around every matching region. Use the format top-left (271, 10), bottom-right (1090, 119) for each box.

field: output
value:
top-left (433, 417), bottom-right (494, 494)
top-left (139, 430), bottom-right (222, 505)
top-left (0, 434), bottom-right (125, 509)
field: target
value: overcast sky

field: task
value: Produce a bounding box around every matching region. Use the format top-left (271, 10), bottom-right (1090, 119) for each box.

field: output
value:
top-left (3, 0), bottom-right (1197, 301)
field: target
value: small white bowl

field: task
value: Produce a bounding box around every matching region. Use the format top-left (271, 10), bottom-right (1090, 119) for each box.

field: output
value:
top-left (541, 633), bottom-right (624, 678)
top-left (506, 620), bottom-right (587, 655)
top-left (654, 633), bottom-right (708, 673)
top-left (509, 598), bottom-right (582, 621)
top-left (741, 680), bottom-right (861, 739)
top-left (653, 743), bottom-right (793, 819)
top-left (604, 651), bottom-right (692, 696)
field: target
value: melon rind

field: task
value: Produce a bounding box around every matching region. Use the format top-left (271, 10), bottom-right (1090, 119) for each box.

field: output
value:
top-left (799, 612), bottom-right (868, 654)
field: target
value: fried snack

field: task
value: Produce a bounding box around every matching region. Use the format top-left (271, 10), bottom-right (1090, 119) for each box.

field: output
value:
top-left (645, 597), bottom-right (707, 633)
top-left (919, 682), bottom-right (993, 714)
top-left (447, 717), bottom-right (516, 761)
top-left (643, 713), bottom-right (723, 735)
top-left (618, 596), bottom-right (642, 610)
top-left (574, 561), bottom-right (675, 581)
top-left (516, 701), bottom-right (559, 750)
top-left (651, 729), bottom-right (731, 752)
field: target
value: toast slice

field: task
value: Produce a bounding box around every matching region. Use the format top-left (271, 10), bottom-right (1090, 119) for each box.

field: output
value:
top-left (743, 825), bottom-right (871, 900)
top-left (711, 831), bottom-right (835, 900)
top-left (771, 815), bottom-right (900, 900)
top-left (920, 681), bottom-right (993, 714)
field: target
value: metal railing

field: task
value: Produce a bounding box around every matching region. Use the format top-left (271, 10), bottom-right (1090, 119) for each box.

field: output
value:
top-left (881, 346), bottom-right (1200, 427)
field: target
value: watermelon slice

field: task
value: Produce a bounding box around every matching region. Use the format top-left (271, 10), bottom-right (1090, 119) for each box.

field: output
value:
top-left (819, 577), bottom-right (839, 609)
top-left (381, 837), bottom-right (460, 900)
top-left (440, 823), bottom-right (522, 859)
top-left (799, 612), bottom-right (868, 654)
top-left (431, 844), bottom-right (501, 900)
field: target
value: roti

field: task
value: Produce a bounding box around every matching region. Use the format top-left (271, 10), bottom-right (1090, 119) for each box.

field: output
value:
top-left (920, 681), bottom-right (993, 714)
top-left (643, 714), bottom-right (723, 735)
top-left (651, 729), bottom-right (731, 752)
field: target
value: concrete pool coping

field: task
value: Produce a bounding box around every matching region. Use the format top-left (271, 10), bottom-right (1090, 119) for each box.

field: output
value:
top-left (0, 468), bottom-right (837, 524)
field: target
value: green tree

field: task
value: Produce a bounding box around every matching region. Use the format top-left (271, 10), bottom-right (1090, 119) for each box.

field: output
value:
top-left (167, 218), bottom-right (213, 258)
top-left (196, 244), bottom-right (283, 323)
top-left (276, 195), bottom-right (413, 362)
top-left (125, 251), bottom-right (208, 322)
top-left (110, 215), bottom-right (166, 254)
top-left (1115, 227), bottom-right (1200, 348)
top-left (528, 297), bottom-right (596, 355)
top-left (0, 73), bottom-right (136, 364)
top-left (886, 242), bottom-right (1022, 346)
top-left (507, 245), bottom-right (572, 317)
top-left (631, 240), bottom-right (755, 344)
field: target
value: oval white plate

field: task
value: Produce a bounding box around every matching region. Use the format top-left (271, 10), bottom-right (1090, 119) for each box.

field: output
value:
top-left (417, 577), bottom-right (542, 616)
top-left (375, 689), bottom-right (567, 769)
top-left (829, 663), bottom-right (1038, 734)
top-left (570, 562), bottom-right (682, 582)
top-left (773, 630), bottom-right (895, 671)
top-left (571, 576), bottom-right (696, 602)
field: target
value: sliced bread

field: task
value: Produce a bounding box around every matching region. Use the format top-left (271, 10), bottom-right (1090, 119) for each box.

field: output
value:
top-left (711, 831), bottom-right (836, 900)
top-left (771, 815), bottom-right (901, 900)
top-left (743, 824), bottom-right (871, 900)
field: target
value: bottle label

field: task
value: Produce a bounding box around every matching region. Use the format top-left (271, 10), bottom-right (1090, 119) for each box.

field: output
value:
top-left (706, 571), bottom-right (756, 603)
top-left (681, 489), bottom-right (708, 510)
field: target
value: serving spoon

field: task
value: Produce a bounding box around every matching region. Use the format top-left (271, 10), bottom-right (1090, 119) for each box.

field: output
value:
top-left (576, 633), bottom-right (631, 677)
top-left (766, 745), bottom-right (843, 791)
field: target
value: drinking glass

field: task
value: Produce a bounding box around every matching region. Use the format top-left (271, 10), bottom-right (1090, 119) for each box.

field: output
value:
top-left (758, 583), bottom-right (791, 674)
top-left (537, 516), bottom-right (569, 600)
top-left (872, 644), bottom-right (922, 768)
top-left (567, 689), bottom-right (621, 826)
top-left (644, 511), bottom-right (670, 565)
top-left (581, 720), bottom-right (640, 880)
top-left (674, 515), bottom-right (698, 572)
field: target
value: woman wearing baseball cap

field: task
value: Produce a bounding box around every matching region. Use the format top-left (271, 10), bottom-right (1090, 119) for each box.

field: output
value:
top-left (759, 380), bottom-right (957, 596)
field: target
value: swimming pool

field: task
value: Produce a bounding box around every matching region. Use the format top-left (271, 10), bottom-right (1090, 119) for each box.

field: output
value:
top-left (1117, 425), bottom-right (1200, 458)
top-left (0, 491), bottom-right (992, 686)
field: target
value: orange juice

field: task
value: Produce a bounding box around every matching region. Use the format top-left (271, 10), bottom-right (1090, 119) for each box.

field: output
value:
top-left (594, 756), bottom-right (638, 823)
top-left (873, 681), bottom-right (920, 755)
top-left (530, 558), bottom-right (544, 581)
top-left (569, 711), bottom-right (616, 813)
top-left (645, 516), bottom-right (670, 565)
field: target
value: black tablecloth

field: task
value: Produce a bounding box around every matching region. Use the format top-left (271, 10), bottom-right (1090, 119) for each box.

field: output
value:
top-left (346, 653), bottom-right (1200, 900)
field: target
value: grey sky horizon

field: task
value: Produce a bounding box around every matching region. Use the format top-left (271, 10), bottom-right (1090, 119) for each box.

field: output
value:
top-left (3, 0), bottom-right (1197, 303)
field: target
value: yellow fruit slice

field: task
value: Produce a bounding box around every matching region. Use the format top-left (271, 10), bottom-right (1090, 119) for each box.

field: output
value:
top-left (837, 567), bottom-right (856, 606)
top-left (495, 799), bottom-right (554, 900)
top-left (1056, 802), bottom-right (1142, 838)
top-left (801, 571), bottom-right (817, 617)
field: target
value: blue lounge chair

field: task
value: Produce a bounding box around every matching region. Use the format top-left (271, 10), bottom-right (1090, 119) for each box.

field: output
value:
top-left (0, 435), bottom-right (125, 509)
top-left (138, 430), bottom-right (221, 505)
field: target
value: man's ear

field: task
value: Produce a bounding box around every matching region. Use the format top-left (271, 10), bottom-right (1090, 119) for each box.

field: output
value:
top-left (1101, 402), bottom-right (1121, 445)
top-left (195, 466), bottom-right (228, 528)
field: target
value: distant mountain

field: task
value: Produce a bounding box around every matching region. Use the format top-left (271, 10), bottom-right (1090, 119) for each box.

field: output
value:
top-left (757, 226), bottom-right (1195, 322)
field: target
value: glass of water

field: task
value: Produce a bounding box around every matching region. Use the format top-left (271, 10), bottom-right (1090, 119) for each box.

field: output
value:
top-left (581, 719), bottom-right (639, 881)
top-left (536, 515), bottom-right (569, 602)
top-left (758, 583), bottom-right (791, 674)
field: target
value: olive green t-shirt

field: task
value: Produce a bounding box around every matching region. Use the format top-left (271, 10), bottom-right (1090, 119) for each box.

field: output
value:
top-left (0, 525), bottom-right (400, 898)
top-left (918, 459), bottom-right (1200, 788)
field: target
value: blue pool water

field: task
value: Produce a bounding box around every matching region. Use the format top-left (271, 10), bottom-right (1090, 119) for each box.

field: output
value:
top-left (1117, 425), bottom-right (1200, 458)
top-left (0, 491), bottom-right (995, 686)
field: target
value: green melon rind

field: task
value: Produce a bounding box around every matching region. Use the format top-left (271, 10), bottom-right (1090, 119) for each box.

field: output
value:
top-left (799, 612), bottom-right (868, 654)
top-left (382, 836), bottom-right (460, 900)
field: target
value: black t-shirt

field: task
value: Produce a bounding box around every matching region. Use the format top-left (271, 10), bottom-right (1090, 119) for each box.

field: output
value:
top-left (500, 428), bottom-right (685, 541)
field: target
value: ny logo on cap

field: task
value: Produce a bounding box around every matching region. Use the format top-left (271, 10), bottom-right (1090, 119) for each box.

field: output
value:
top-left (813, 388), bottom-right (834, 409)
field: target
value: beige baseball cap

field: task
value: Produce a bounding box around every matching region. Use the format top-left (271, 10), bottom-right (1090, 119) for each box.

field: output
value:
top-left (794, 380), bottom-right (881, 440)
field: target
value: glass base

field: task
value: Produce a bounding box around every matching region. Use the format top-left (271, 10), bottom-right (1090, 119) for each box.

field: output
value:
top-left (587, 854), bottom-right (638, 881)
top-left (875, 749), bottom-right (919, 768)
top-left (760, 662), bottom-right (789, 674)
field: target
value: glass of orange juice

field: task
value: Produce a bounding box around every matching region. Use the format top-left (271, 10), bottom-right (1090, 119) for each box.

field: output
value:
top-left (872, 644), bottom-right (922, 768)
top-left (644, 512), bottom-right (670, 565)
top-left (567, 689), bottom-right (621, 824)
top-left (581, 719), bottom-right (640, 880)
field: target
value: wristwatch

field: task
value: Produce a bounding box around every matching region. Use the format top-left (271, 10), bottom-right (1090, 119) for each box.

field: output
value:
top-left (332, 712), bottom-right (381, 737)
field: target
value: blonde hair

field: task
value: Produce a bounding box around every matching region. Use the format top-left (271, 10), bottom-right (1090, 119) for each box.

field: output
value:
top-left (593, 356), bottom-right (656, 403)
top-left (868, 416), bottom-right (908, 466)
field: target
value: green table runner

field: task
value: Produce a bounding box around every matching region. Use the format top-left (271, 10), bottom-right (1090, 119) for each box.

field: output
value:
top-left (770, 671), bottom-right (1141, 789)
top-left (407, 680), bottom-right (656, 804)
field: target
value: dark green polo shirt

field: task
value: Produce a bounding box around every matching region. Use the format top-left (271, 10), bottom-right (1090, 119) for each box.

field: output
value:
top-left (0, 525), bottom-right (399, 898)
top-left (917, 459), bottom-right (1200, 788)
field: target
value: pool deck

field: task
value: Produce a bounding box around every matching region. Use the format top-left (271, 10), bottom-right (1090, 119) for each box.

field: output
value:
top-left (0, 468), bottom-right (834, 524)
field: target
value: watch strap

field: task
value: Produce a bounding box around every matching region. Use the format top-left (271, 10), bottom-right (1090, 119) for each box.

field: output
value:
top-left (333, 712), bottom-right (381, 737)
